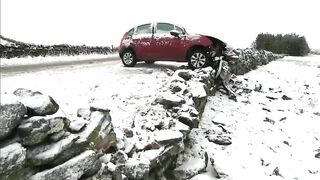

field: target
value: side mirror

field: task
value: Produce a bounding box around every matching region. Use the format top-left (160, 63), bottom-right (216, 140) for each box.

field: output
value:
top-left (170, 30), bottom-right (180, 37)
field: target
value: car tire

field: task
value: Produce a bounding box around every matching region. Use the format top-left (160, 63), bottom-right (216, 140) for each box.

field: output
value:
top-left (145, 61), bottom-right (155, 64)
top-left (188, 49), bottom-right (209, 69)
top-left (121, 50), bottom-right (136, 67)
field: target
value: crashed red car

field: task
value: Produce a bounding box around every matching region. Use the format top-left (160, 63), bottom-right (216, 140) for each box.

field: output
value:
top-left (118, 22), bottom-right (226, 69)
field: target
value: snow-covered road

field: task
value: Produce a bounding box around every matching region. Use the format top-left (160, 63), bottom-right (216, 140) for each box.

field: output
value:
top-left (1, 54), bottom-right (119, 77)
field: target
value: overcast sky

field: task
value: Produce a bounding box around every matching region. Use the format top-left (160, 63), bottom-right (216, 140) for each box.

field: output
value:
top-left (1, 0), bottom-right (319, 48)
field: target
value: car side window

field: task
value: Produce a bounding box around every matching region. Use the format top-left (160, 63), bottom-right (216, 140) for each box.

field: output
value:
top-left (156, 23), bottom-right (174, 34)
top-left (127, 28), bottom-right (134, 37)
top-left (175, 26), bottom-right (184, 34)
top-left (135, 24), bottom-right (152, 35)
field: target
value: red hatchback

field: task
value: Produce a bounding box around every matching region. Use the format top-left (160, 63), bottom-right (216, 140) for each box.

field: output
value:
top-left (118, 22), bottom-right (226, 69)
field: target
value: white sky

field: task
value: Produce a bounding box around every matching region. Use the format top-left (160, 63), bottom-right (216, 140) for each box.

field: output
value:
top-left (1, 0), bottom-right (319, 48)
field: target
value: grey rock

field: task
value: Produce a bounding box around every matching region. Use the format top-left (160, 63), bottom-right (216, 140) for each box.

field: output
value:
top-left (155, 93), bottom-right (186, 109)
top-left (154, 130), bottom-right (183, 145)
top-left (174, 156), bottom-right (207, 179)
top-left (188, 82), bottom-right (208, 115)
top-left (18, 116), bottom-right (68, 146)
top-left (77, 107), bottom-right (91, 120)
top-left (13, 88), bottom-right (59, 116)
top-left (69, 118), bottom-right (87, 132)
top-left (49, 130), bottom-right (66, 142)
top-left (264, 117), bottom-right (275, 125)
top-left (0, 143), bottom-right (26, 177)
top-left (212, 163), bottom-right (229, 179)
top-left (121, 157), bottom-right (150, 179)
top-left (27, 134), bottom-right (80, 166)
top-left (78, 111), bottom-right (114, 150)
top-left (170, 120), bottom-right (191, 138)
top-left (140, 144), bottom-right (183, 169)
top-left (175, 70), bottom-right (193, 81)
top-left (0, 97), bottom-right (27, 140)
top-left (282, 95), bottom-right (292, 100)
top-left (30, 150), bottom-right (99, 180)
top-left (207, 135), bottom-right (232, 145)
top-left (112, 150), bottom-right (128, 164)
top-left (90, 102), bottom-right (111, 114)
top-left (315, 148), bottom-right (320, 158)
top-left (178, 112), bottom-right (199, 128)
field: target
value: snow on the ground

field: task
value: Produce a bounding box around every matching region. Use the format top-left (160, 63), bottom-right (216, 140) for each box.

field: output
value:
top-left (190, 55), bottom-right (320, 179)
top-left (1, 54), bottom-right (319, 179)
top-left (0, 57), bottom-right (184, 130)
top-left (0, 54), bottom-right (118, 67)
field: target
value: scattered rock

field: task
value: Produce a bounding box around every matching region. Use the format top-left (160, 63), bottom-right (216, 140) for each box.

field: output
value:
top-left (0, 143), bottom-right (26, 177)
top-left (124, 128), bottom-right (133, 138)
top-left (315, 149), bottom-right (320, 158)
top-left (279, 117), bottom-right (287, 121)
top-left (155, 93), bottom-right (186, 109)
top-left (30, 150), bottom-right (99, 180)
top-left (174, 156), bottom-right (207, 179)
top-left (175, 70), bottom-right (193, 81)
top-left (13, 88), bottom-right (59, 116)
top-left (271, 167), bottom-right (283, 177)
top-left (254, 84), bottom-right (262, 92)
top-left (313, 112), bottom-right (320, 116)
top-left (262, 107), bottom-right (271, 112)
top-left (0, 97), bottom-right (27, 140)
top-left (266, 96), bottom-right (278, 100)
top-left (143, 142), bottom-right (161, 151)
top-left (308, 169), bottom-right (319, 174)
top-left (283, 141), bottom-right (291, 146)
top-left (18, 116), bottom-right (68, 146)
top-left (170, 85), bottom-right (182, 93)
top-left (282, 95), bottom-right (292, 100)
top-left (212, 163), bottom-right (229, 179)
top-left (264, 117), bottom-right (275, 125)
top-left (207, 135), bottom-right (232, 145)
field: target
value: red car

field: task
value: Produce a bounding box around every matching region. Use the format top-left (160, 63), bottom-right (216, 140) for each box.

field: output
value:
top-left (118, 22), bottom-right (226, 69)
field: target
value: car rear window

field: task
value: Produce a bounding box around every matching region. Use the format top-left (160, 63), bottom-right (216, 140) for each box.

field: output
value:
top-left (156, 23), bottom-right (174, 34)
top-left (135, 24), bottom-right (152, 35)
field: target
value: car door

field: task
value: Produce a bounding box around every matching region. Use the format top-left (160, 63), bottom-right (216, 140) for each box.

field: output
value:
top-left (153, 23), bottom-right (185, 61)
top-left (131, 23), bottom-right (153, 60)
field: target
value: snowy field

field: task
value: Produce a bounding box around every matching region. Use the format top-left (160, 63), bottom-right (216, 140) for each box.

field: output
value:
top-left (191, 55), bottom-right (320, 179)
top-left (1, 55), bottom-right (320, 179)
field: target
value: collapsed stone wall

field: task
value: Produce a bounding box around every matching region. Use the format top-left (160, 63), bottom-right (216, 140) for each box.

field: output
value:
top-left (0, 49), bottom-right (282, 180)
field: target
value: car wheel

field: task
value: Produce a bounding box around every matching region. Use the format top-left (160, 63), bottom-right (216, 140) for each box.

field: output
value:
top-left (188, 49), bottom-right (209, 69)
top-left (122, 50), bottom-right (136, 67)
top-left (145, 61), bottom-right (155, 64)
